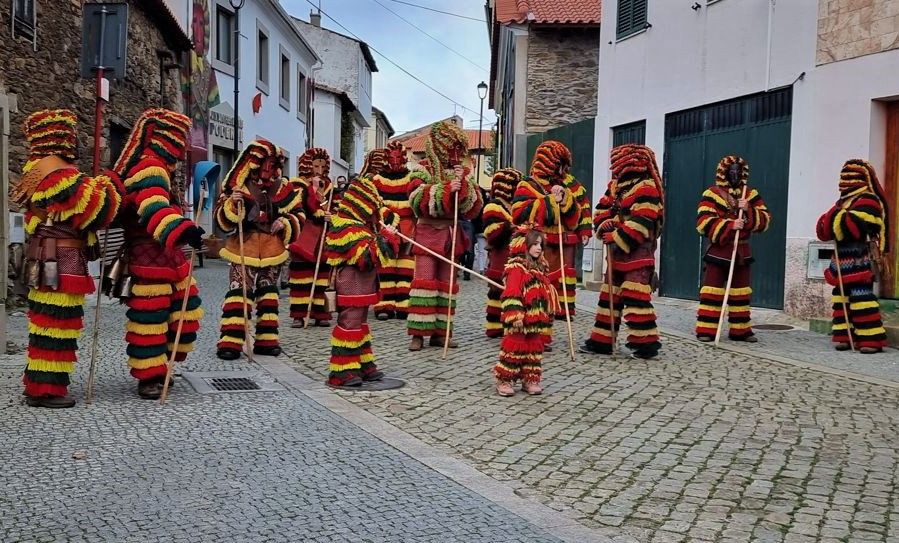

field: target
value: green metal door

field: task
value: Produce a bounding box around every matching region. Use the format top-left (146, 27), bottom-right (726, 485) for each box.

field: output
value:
top-left (661, 89), bottom-right (792, 309)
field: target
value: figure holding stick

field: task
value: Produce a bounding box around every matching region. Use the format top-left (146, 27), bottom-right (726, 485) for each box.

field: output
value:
top-left (714, 184), bottom-right (749, 347)
top-left (304, 187), bottom-right (334, 329)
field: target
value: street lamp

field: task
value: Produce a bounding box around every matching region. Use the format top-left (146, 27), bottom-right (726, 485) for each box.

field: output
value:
top-left (230, 0), bottom-right (245, 158)
top-left (476, 81), bottom-right (488, 188)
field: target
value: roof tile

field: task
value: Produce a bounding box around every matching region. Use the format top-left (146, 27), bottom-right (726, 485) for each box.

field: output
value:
top-left (494, 0), bottom-right (600, 25)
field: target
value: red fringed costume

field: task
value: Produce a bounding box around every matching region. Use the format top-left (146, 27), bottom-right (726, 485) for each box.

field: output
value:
top-left (405, 121), bottom-right (483, 350)
top-left (372, 141), bottom-right (422, 320)
top-left (214, 140), bottom-right (302, 359)
top-left (584, 144), bottom-right (664, 359)
top-left (18, 109), bottom-right (122, 408)
top-left (511, 141), bottom-right (591, 319)
top-left (325, 176), bottom-right (400, 386)
top-left (483, 168), bottom-right (521, 338)
top-left (695, 156), bottom-right (771, 341)
top-left (494, 227), bottom-right (559, 395)
top-left (288, 148), bottom-right (336, 326)
top-left (113, 108), bottom-right (204, 399)
top-left (816, 159), bottom-right (890, 353)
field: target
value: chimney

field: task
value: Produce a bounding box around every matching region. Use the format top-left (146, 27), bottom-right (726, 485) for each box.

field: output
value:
top-left (310, 10), bottom-right (321, 27)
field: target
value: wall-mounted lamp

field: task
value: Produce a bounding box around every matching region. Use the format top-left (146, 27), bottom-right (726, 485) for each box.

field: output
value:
top-left (692, 3), bottom-right (702, 10)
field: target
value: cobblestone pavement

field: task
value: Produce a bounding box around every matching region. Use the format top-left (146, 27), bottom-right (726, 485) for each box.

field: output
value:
top-left (282, 279), bottom-right (899, 543)
top-left (0, 260), bottom-right (569, 543)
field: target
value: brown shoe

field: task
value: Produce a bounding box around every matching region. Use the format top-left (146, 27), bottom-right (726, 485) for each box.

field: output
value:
top-left (138, 379), bottom-right (164, 400)
top-left (835, 342), bottom-right (851, 351)
top-left (25, 395), bottom-right (76, 408)
top-left (522, 381), bottom-right (543, 395)
top-left (860, 346), bottom-right (882, 354)
top-left (495, 379), bottom-right (515, 397)
top-left (429, 335), bottom-right (458, 348)
top-left (409, 336), bottom-right (424, 351)
top-left (290, 318), bottom-right (305, 329)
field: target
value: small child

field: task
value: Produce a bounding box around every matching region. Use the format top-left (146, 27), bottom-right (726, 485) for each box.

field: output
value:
top-left (494, 226), bottom-right (559, 396)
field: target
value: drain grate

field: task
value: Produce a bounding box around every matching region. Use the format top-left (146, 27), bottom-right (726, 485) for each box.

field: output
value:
top-left (181, 371), bottom-right (285, 394)
top-left (754, 324), bottom-right (795, 331)
top-left (206, 377), bottom-right (261, 391)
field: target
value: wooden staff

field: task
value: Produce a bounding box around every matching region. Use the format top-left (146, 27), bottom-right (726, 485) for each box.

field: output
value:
top-left (305, 185), bottom-right (335, 328)
top-left (715, 185), bottom-right (749, 347)
top-left (556, 220), bottom-right (576, 361)
top-left (832, 239), bottom-right (855, 352)
top-left (382, 223), bottom-right (503, 289)
top-left (605, 245), bottom-right (618, 359)
top-left (236, 199), bottom-right (254, 360)
top-left (160, 194), bottom-right (205, 405)
top-left (85, 226), bottom-right (111, 405)
top-left (443, 190), bottom-right (460, 360)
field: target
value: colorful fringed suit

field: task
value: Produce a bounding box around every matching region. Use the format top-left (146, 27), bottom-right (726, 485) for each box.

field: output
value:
top-left (288, 148), bottom-right (335, 326)
top-left (511, 141), bottom-right (591, 318)
top-left (816, 159), bottom-right (890, 353)
top-left (373, 142), bottom-right (420, 320)
top-left (483, 168), bottom-right (520, 338)
top-left (494, 228), bottom-right (558, 391)
top-left (406, 121), bottom-right (483, 349)
top-left (18, 109), bottom-right (122, 408)
top-left (215, 140), bottom-right (302, 359)
top-left (695, 156), bottom-right (771, 341)
top-left (584, 144), bottom-right (664, 359)
top-left (326, 177), bottom-right (400, 386)
top-left (113, 109), bottom-right (205, 399)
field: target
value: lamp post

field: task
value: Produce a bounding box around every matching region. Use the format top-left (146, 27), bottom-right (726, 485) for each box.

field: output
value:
top-left (229, 0), bottom-right (245, 158)
top-left (476, 81), bottom-right (488, 187)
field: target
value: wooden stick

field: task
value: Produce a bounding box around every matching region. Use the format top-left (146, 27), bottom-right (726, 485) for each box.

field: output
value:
top-left (85, 226), bottom-right (111, 405)
top-left (443, 191), bottom-right (460, 360)
top-left (305, 187), bottom-right (335, 329)
top-left (556, 220), bottom-right (576, 361)
top-left (714, 185), bottom-right (748, 347)
top-left (605, 245), bottom-right (618, 359)
top-left (832, 239), bottom-right (856, 352)
top-left (160, 195), bottom-right (205, 405)
top-left (236, 199), bottom-right (254, 361)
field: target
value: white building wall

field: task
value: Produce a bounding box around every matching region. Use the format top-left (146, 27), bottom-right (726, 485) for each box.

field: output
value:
top-left (312, 91), bottom-right (349, 180)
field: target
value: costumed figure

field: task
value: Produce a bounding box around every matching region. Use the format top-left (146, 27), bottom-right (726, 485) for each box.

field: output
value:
top-left (214, 140), bottom-right (302, 359)
top-left (511, 141), bottom-right (591, 320)
top-left (325, 176), bottom-right (401, 386)
top-left (288, 148), bottom-right (335, 327)
top-left (113, 108), bottom-right (204, 399)
top-left (483, 168), bottom-right (521, 338)
top-left (581, 144), bottom-right (664, 360)
top-left (816, 159), bottom-right (890, 354)
top-left (494, 226), bottom-right (559, 397)
top-left (406, 121), bottom-right (483, 351)
top-left (372, 141), bottom-right (422, 320)
top-left (694, 156), bottom-right (771, 342)
top-left (17, 109), bottom-right (122, 408)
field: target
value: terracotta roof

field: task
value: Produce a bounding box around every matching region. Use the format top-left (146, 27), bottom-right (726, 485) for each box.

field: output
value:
top-left (494, 0), bottom-right (600, 25)
top-left (391, 130), bottom-right (493, 153)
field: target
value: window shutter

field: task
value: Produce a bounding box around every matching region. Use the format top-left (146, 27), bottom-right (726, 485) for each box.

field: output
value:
top-left (632, 0), bottom-right (648, 30)
top-left (616, 0), bottom-right (633, 38)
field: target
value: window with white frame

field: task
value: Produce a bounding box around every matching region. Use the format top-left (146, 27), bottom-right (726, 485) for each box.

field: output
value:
top-left (297, 66), bottom-right (308, 119)
top-left (256, 21), bottom-right (270, 94)
top-left (215, 5), bottom-right (235, 66)
top-left (279, 46), bottom-right (290, 110)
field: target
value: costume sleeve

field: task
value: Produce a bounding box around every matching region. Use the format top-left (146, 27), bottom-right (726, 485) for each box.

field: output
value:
top-left (375, 227), bottom-right (401, 266)
top-left (500, 265), bottom-right (527, 325)
top-left (818, 195), bottom-right (884, 243)
top-left (592, 185), bottom-right (617, 234)
top-left (511, 179), bottom-right (575, 228)
top-left (460, 175), bottom-right (484, 220)
top-left (408, 170), bottom-right (481, 220)
top-left (482, 202), bottom-right (513, 247)
top-left (816, 204), bottom-right (838, 242)
top-left (696, 188), bottom-right (737, 244)
top-left (566, 177), bottom-right (592, 236)
top-left (124, 163), bottom-right (197, 251)
top-left (272, 181), bottom-right (304, 245)
top-left (31, 169), bottom-right (122, 232)
top-left (214, 194), bottom-right (245, 234)
top-left (744, 188), bottom-right (771, 233)
top-left (612, 179), bottom-right (662, 253)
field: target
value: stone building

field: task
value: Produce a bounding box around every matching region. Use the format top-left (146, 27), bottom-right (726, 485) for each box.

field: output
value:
top-left (486, 0), bottom-right (600, 171)
top-left (0, 0), bottom-right (191, 176)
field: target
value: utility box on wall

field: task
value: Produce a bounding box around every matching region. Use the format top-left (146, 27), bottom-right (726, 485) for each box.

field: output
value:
top-left (807, 241), bottom-right (834, 279)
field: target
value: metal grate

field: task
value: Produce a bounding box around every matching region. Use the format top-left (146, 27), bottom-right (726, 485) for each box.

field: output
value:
top-left (181, 371), bottom-right (285, 394)
top-left (754, 324), bottom-right (795, 331)
top-left (206, 377), bottom-right (261, 391)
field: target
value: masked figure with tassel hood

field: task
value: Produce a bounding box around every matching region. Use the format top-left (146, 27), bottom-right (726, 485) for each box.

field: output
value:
top-left (214, 140), bottom-right (302, 360)
top-left (816, 160), bottom-right (890, 354)
top-left (482, 168), bottom-right (521, 338)
top-left (288, 147), bottom-right (336, 327)
top-left (406, 121), bottom-right (483, 351)
top-left (325, 176), bottom-right (401, 386)
top-left (511, 141), bottom-right (591, 320)
top-left (372, 141), bottom-right (422, 321)
top-left (582, 144), bottom-right (664, 360)
top-left (695, 156), bottom-right (771, 342)
top-left (113, 108), bottom-right (204, 399)
top-left (15, 109), bottom-right (122, 408)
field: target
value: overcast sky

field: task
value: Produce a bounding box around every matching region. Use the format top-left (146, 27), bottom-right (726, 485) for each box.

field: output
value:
top-left (280, 0), bottom-right (497, 136)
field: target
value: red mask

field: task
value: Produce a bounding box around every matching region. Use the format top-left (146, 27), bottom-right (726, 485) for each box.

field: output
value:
top-left (446, 144), bottom-right (464, 168)
top-left (311, 159), bottom-right (327, 177)
top-left (386, 148), bottom-right (406, 173)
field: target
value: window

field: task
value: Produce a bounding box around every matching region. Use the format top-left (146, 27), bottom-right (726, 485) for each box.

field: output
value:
top-left (612, 120), bottom-right (646, 146)
top-left (215, 5), bottom-right (234, 66)
top-left (297, 67), bottom-right (308, 119)
top-left (256, 21), bottom-right (269, 93)
top-left (12, 0), bottom-right (36, 40)
top-left (279, 46), bottom-right (290, 110)
top-left (616, 0), bottom-right (648, 40)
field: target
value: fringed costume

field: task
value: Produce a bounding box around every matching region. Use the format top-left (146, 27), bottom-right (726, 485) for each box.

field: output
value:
top-left (816, 160), bottom-right (890, 354)
top-left (372, 141), bottom-right (421, 320)
top-left (406, 121), bottom-right (483, 350)
top-left (17, 109), bottom-right (122, 408)
top-left (494, 227), bottom-right (559, 397)
top-left (215, 140), bottom-right (302, 359)
top-left (583, 144), bottom-right (664, 359)
top-left (288, 148), bottom-right (335, 327)
top-left (325, 177), bottom-right (400, 386)
top-left (483, 168), bottom-right (520, 338)
top-left (113, 109), bottom-right (205, 399)
top-left (511, 141), bottom-right (591, 319)
top-left (695, 156), bottom-right (771, 342)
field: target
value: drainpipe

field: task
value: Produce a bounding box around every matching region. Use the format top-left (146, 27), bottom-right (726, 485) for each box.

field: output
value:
top-left (308, 61), bottom-right (323, 147)
top-left (765, 0), bottom-right (776, 91)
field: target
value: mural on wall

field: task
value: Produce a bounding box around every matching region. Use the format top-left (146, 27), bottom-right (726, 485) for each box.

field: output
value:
top-left (184, 0), bottom-right (220, 152)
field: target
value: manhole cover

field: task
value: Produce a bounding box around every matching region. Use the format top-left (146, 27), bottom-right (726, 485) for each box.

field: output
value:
top-left (327, 377), bottom-right (406, 391)
top-left (181, 371), bottom-right (285, 394)
top-left (754, 324), bottom-right (795, 331)
top-left (207, 377), bottom-right (260, 391)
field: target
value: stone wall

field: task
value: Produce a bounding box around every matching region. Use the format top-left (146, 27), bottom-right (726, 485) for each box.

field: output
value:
top-left (0, 0), bottom-right (185, 179)
top-left (817, 0), bottom-right (899, 65)
top-left (525, 27), bottom-right (599, 134)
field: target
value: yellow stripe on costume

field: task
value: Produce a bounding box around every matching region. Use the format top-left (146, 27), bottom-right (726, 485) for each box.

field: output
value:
top-left (219, 248), bottom-right (289, 267)
top-left (28, 323), bottom-right (83, 339)
top-left (729, 322), bottom-right (752, 330)
top-left (125, 166), bottom-right (171, 189)
top-left (153, 213), bottom-right (181, 241)
top-left (849, 300), bottom-right (881, 311)
top-left (28, 289), bottom-right (85, 307)
top-left (169, 308), bottom-right (204, 322)
top-left (167, 342), bottom-right (195, 354)
top-left (621, 281), bottom-right (652, 294)
top-left (256, 333), bottom-right (279, 342)
top-left (126, 321), bottom-right (169, 335)
top-left (25, 359), bottom-right (76, 373)
top-left (705, 190), bottom-right (728, 207)
top-left (128, 354), bottom-right (168, 370)
top-left (132, 283), bottom-right (174, 297)
top-left (855, 326), bottom-right (887, 336)
top-left (138, 194), bottom-right (170, 216)
top-left (728, 287), bottom-right (752, 296)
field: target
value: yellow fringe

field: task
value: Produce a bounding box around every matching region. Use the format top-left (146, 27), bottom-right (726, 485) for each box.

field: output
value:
top-left (28, 289), bottom-right (85, 307)
top-left (128, 354), bottom-right (168, 370)
top-left (26, 359), bottom-right (75, 373)
top-left (28, 323), bottom-right (83, 339)
top-left (132, 283), bottom-right (174, 297)
top-left (126, 321), bottom-right (169, 335)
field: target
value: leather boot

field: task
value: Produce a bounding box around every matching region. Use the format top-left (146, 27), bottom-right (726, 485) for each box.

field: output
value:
top-left (26, 395), bottom-right (76, 408)
top-left (409, 336), bottom-right (424, 351)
